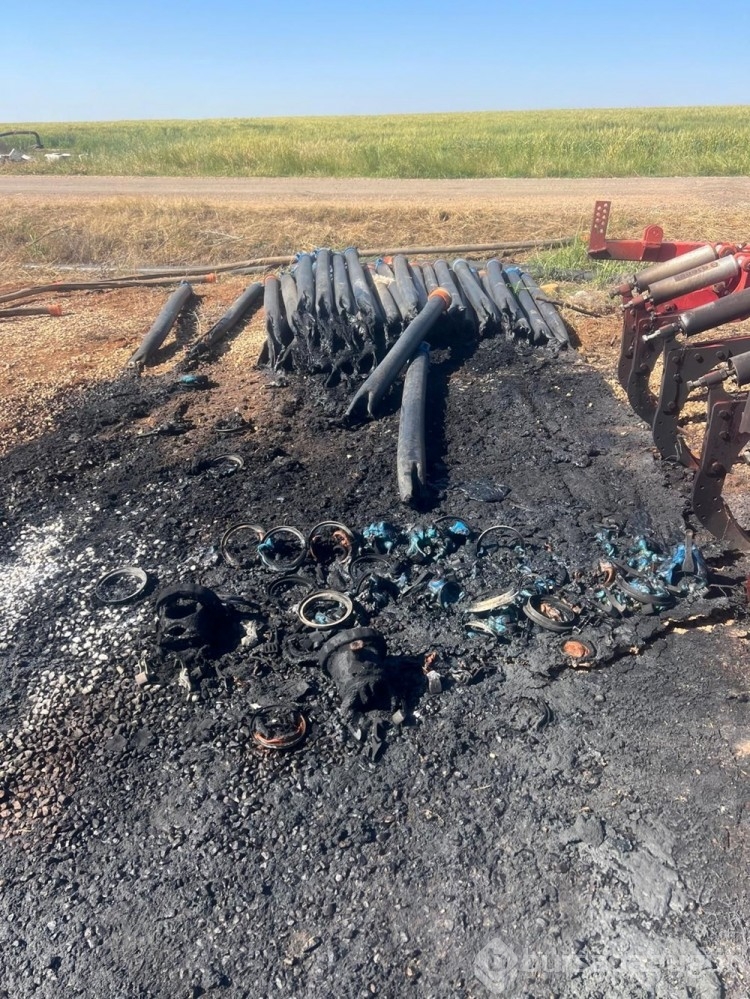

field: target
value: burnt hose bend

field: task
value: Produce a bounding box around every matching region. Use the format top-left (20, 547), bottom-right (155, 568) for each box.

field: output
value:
top-left (504, 266), bottom-right (550, 345)
top-left (347, 289), bottom-right (451, 419)
top-left (397, 342), bottom-right (430, 504)
top-left (187, 282), bottom-right (262, 361)
top-left (518, 270), bottom-right (570, 348)
top-left (128, 282), bottom-right (194, 367)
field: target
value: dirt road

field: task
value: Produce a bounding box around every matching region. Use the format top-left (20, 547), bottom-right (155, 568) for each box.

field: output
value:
top-left (4, 174), bottom-right (750, 205)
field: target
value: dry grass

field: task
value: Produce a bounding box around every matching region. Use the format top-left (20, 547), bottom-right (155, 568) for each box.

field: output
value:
top-left (3, 196), bottom-right (750, 278)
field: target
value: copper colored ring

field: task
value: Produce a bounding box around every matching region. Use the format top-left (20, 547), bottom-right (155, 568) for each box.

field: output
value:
top-left (251, 707), bottom-right (307, 751)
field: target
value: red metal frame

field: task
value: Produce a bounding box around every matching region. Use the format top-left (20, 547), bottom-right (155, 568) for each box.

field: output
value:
top-left (588, 199), bottom-right (708, 261)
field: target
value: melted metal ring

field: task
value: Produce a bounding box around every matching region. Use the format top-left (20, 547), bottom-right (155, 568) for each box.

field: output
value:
top-left (258, 526), bottom-right (307, 572)
top-left (251, 706), bottom-right (307, 751)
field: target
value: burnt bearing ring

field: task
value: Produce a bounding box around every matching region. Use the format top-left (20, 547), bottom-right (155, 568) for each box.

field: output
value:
top-left (221, 523), bottom-right (265, 568)
top-left (522, 594), bottom-right (577, 632)
top-left (94, 566), bottom-right (149, 605)
top-left (297, 590), bottom-right (354, 630)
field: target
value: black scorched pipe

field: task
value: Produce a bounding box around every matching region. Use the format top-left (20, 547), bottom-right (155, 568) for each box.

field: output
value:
top-left (485, 259), bottom-right (529, 338)
top-left (375, 258), bottom-right (411, 323)
top-left (190, 282), bottom-right (263, 359)
top-left (344, 247), bottom-right (379, 324)
top-left (261, 275), bottom-right (293, 368)
top-left (518, 270), bottom-right (570, 348)
top-left (433, 260), bottom-right (465, 316)
top-left (675, 287), bottom-right (750, 338)
top-left (392, 255), bottom-right (420, 321)
top-left (128, 282), bottom-right (193, 367)
top-left (504, 267), bottom-right (550, 345)
top-left (452, 258), bottom-right (500, 335)
top-left (347, 289), bottom-right (451, 418)
top-left (368, 264), bottom-right (401, 329)
top-left (408, 263), bottom-right (429, 310)
top-left (397, 343), bottom-right (430, 504)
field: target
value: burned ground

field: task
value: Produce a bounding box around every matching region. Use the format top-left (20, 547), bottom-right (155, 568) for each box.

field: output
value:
top-left (0, 305), bottom-right (749, 998)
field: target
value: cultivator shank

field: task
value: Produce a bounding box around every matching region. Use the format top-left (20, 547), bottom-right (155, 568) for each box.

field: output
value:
top-left (590, 201), bottom-right (750, 550)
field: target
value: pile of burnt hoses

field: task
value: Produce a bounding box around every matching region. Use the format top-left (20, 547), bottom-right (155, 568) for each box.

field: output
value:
top-left (258, 249), bottom-right (570, 381)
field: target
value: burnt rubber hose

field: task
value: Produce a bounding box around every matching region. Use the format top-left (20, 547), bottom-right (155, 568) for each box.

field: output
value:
top-left (344, 247), bottom-right (379, 325)
top-left (187, 282), bottom-right (263, 360)
top-left (279, 272), bottom-right (302, 334)
top-left (433, 260), bottom-right (465, 316)
top-left (368, 264), bottom-right (401, 330)
top-left (485, 259), bottom-right (530, 338)
top-left (397, 342), bottom-right (430, 504)
top-left (421, 262), bottom-right (438, 294)
top-left (347, 289), bottom-right (451, 418)
top-left (504, 266), bottom-right (550, 345)
top-left (292, 253), bottom-right (315, 314)
top-left (128, 282), bottom-right (193, 367)
top-left (408, 262), bottom-right (429, 310)
top-left (375, 258), bottom-right (411, 323)
top-left (0, 274), bottom-right (215, 307)
top-left (332, 252), bottom-right (355, 318)
top-left (518, 270), bottom-right (570, 348)
top-left (315, 247), bottom-right (334, 323)
top-left (392, 255), bottom-right (420, 320)
top-left (261, 275), bottom-right (293, 368)
top-left (452, 258), bottom-right (500, 336)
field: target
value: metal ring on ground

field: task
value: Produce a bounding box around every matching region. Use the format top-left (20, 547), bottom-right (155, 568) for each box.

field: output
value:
top-left (221, 523), bottom-right (265, 568)
top-left (615, 575), bottom-right (672, 606)
top-left (349, 554), bottom-right (391, 583)
top-left (251, 706), bottom-right (307, 751)
top-left (476, 525), bottom-right (524, 555)
top-left (266, 574), bottom-right (315, 605)
top-left (308, 521), bottom-right (356, 563)
top-left (297, 590), bottom-right (355, 630)
top-left (207, 453), bottom-right (244, 474)
top-left (258, 526), bottom-right (307, 572)
top-left (522, 594), bottom-right (577, 632)
top-left (94, 566), bottom-right (149, 605)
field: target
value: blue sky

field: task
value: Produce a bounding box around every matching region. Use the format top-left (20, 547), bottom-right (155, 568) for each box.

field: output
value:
top-left (4, 0), bottom-right (750, 121)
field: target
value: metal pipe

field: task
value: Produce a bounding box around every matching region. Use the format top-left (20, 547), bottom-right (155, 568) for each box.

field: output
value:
top-left (628, 245), bottom-right (719, 293)
top-left (678, 287), bottom-right (750, 337)
top-left (347, 289), bottom-right (451, 418)
top-left (397, 343), bottom-right (430, 504)
top-left (128, 282), bottom-right (194, 367)
top-left (122, 238), bottom-right (575, 280)
top-left (518, 270), bottom-right (570, 348)
top-left (627, 255), bottom-right (740, 309)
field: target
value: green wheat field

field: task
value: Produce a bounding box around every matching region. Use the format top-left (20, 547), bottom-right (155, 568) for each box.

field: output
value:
top-left (3, 106), bottom-right (749, 177)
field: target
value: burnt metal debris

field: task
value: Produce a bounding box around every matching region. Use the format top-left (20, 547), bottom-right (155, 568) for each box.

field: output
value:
top-left (589, 200), bottom-right (750, 550)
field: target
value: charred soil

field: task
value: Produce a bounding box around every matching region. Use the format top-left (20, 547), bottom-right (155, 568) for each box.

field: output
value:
top-left (0, 301), bottom-right (749, 998)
